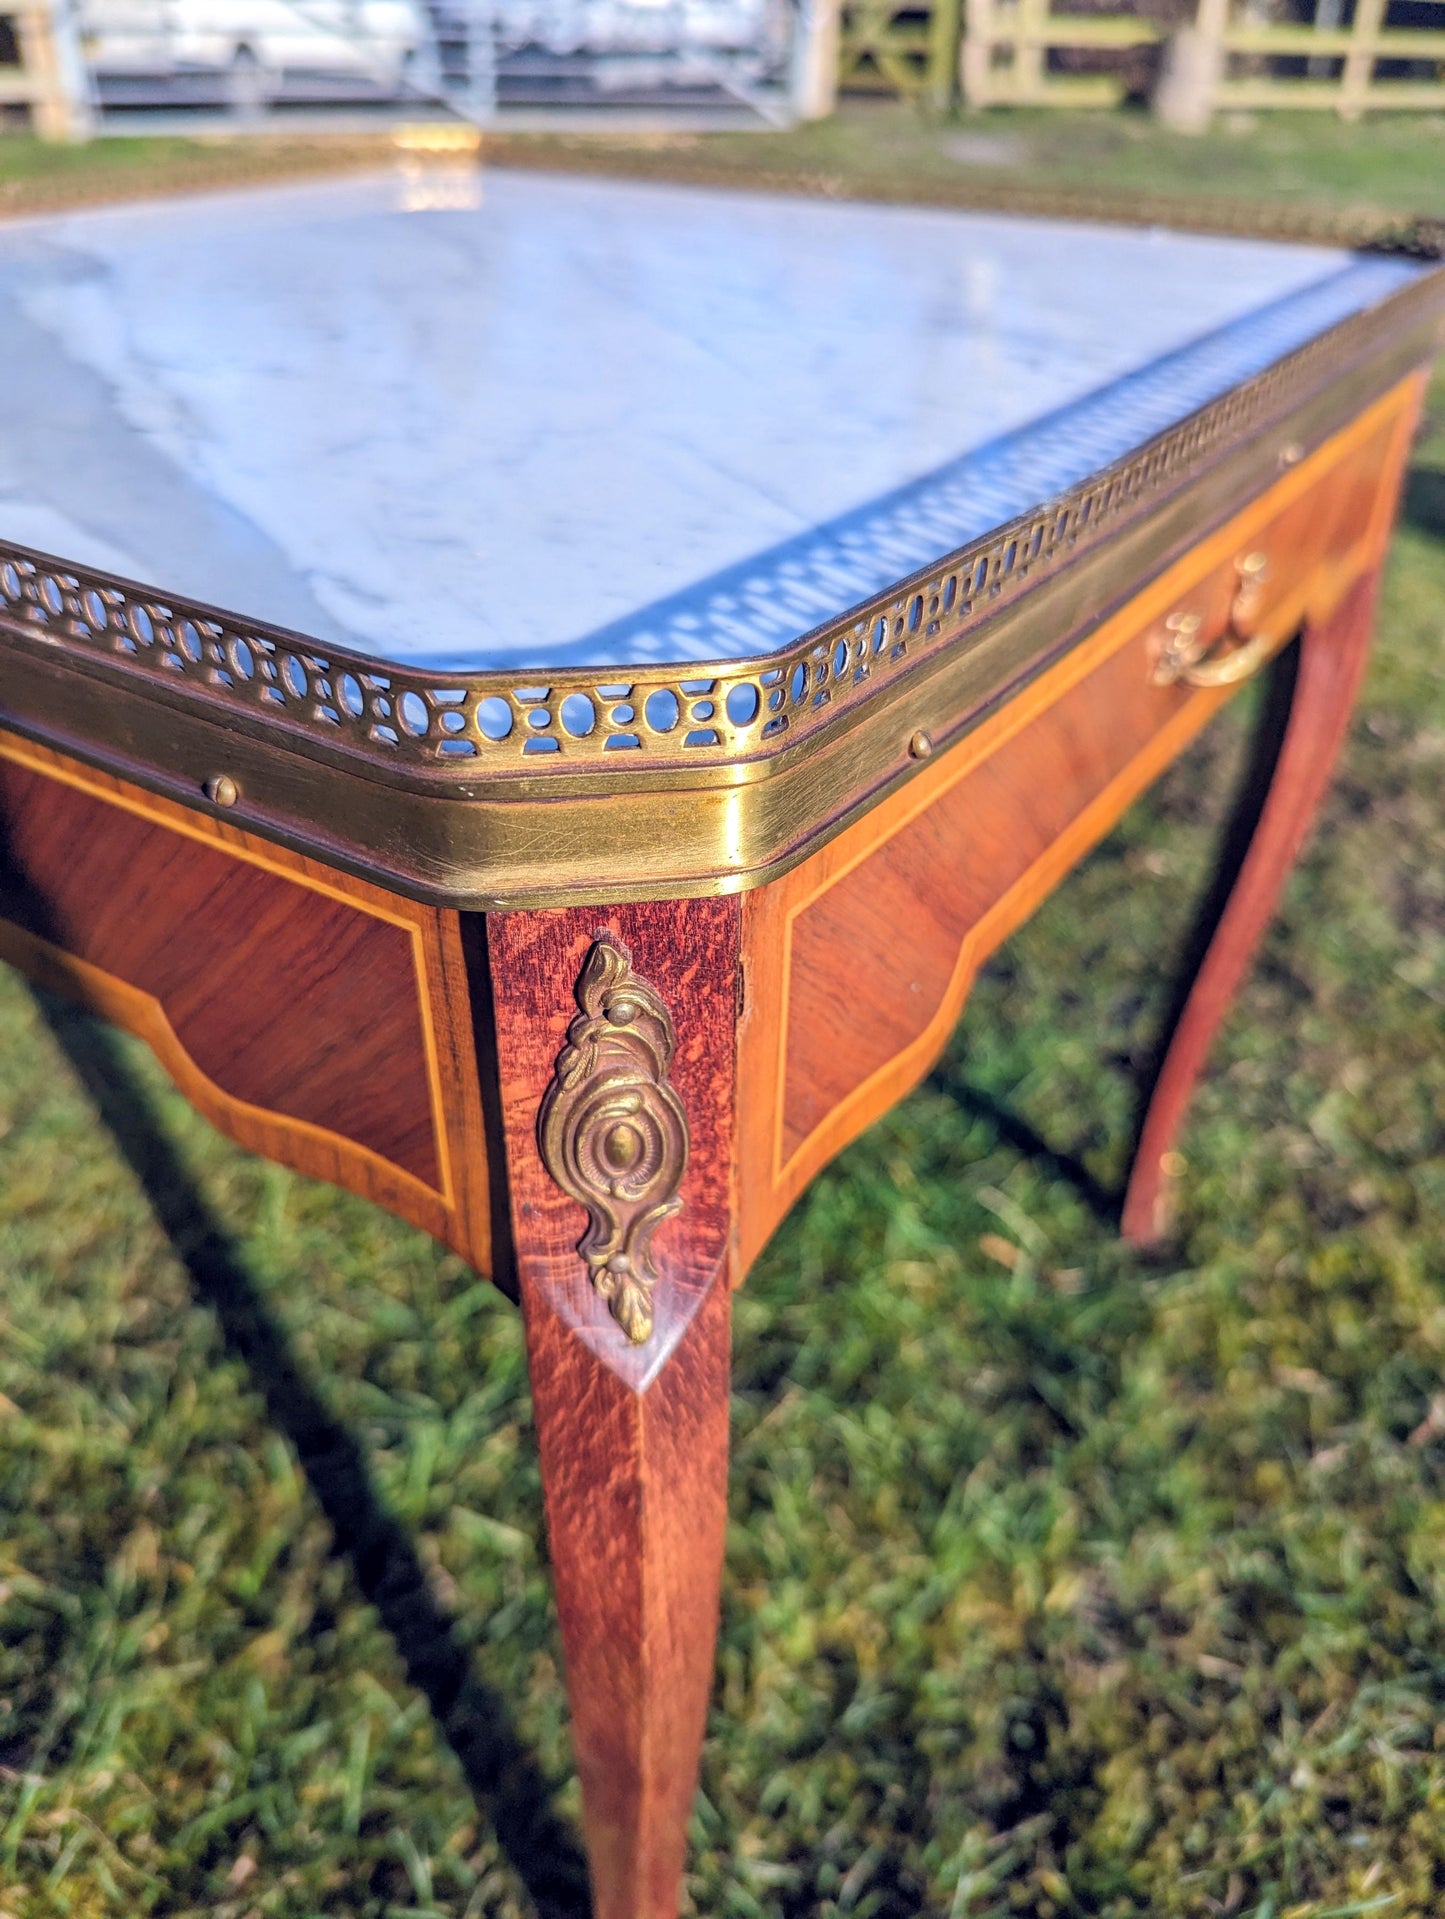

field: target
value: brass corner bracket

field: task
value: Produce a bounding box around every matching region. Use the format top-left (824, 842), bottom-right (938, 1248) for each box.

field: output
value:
top-left (538, 935), bottom-right (690, 1344)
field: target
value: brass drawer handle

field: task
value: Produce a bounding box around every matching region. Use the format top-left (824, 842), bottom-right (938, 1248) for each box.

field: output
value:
top-left (1160, 627), bottom-right (1276, 688)
top-left (1151, 551), bottom-right (1275, 690)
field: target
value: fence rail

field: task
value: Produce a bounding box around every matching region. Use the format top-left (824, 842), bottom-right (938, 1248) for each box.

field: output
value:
top-left (837, 0), bottom-right (961, 102)
top-left (1211, 0), bottom-right (1445, 118)
top-left (960, 0), bottom-right (1164, 107)
top-left (0, 1), bottom-right (91, 134)
top-left (836, 0), bottom-right (1445, 115)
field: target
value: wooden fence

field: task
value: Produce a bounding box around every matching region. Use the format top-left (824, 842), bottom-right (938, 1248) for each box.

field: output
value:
top-left (0, 0), bottom-right (91, 136)
top-left (959, 0), bottom-right (1166, 107)
top-left (837, 0), bottom-right (964, 103)
top-left (1206, 0), bottom-right (1445, 117)
top-left (839, 0), bottom-right (1445, 115)
top-left (3, 0), bottom-right (1442, 129)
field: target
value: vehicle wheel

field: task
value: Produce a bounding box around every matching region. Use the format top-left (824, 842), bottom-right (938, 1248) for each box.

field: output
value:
top-left (227, 44), bottom-right (269, 118)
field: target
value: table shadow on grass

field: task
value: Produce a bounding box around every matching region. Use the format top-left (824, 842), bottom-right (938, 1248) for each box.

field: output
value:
top-left (1402, 463), bottom-right (1445, 538)
top-left (922, 1067), bottom-right (1119, 1226)
top-left (0, 832), bottom-right (593, 1919)
top-left (922, 639), bottom-right (1301, 1239)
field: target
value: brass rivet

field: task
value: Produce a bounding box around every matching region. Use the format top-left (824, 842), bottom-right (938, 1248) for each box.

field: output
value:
top-left (203, 774), bottom-right (239, 807)
top-left (1279, 441), bottom-right (1304, 468)
top-left (908, 730), bottom-right (933, 760)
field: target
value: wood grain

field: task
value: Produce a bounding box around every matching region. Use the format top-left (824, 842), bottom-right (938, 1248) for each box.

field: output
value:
top-left (736, 373), bottom-right (1424, 1269)
top-left (0, 732), bottom-right (493, 1271)
top-left (486, 900), bottom-right (741, 1919)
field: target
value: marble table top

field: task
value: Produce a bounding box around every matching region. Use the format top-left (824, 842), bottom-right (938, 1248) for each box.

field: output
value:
top-left (0, 169), bottom-right (1422, 671)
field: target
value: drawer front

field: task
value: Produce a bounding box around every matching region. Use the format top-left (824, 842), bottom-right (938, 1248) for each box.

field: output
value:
top-left (736, 372), bottom-right (1423, 1264)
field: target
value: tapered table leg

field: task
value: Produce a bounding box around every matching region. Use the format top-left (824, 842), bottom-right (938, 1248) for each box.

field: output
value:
top-left (522, 1270), bottom-right (730, 1919)
top-left (485, 900), bottom-right (741, 1919)
top-left (1122, 568), bottom-right (1381, 1245)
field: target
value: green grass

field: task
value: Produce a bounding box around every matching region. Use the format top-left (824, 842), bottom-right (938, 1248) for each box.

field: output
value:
top-left (486, 101), bottom-right (1445, 224)
top-left (1, 101), bottom-right (1443, 225)
top-left (0, 130), bottom-right (402, 218)
top-left (2, 113), bottom-right (1445, 1919)
top-left (0, 132), bottom-right (258, 186)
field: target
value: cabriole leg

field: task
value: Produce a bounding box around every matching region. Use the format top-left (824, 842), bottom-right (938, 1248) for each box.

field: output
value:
top-left (485, 900), bottom-right (740, 1919)
top-left (1122, 567), bottom-right (1381, 1245)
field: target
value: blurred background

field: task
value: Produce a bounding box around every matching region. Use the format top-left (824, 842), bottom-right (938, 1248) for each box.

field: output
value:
top-left (2, 0), bottom-right (1443, 134)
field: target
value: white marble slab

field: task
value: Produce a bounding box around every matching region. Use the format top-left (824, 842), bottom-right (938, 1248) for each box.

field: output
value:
top-left (0, 169), bottom-right (1418, 670)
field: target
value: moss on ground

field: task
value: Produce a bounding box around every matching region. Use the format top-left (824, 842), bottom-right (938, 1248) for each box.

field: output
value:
top-left (1, 109), bottom-right (1443, 1919)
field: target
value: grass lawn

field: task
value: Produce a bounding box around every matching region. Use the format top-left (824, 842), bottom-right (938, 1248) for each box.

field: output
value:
top-left (0, 102), bottom-right (1443, 228)
top-left (483, 102), bottom-right (1445, 233)
top-left (1, 106), bottom-right (1444, 1919)
top-left (0, 129), bottom-right (415, 218)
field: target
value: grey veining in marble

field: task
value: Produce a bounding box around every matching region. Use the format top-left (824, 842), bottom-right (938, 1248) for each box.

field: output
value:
top-left (0, 170), bottom-right (1420, 670)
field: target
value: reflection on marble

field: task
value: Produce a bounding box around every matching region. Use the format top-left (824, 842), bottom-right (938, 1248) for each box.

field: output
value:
top-left (0, 170), bottom-right (1419, 670)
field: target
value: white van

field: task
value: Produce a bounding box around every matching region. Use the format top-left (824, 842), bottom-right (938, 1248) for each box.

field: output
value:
top-left (79, 0), bottom-right (433, 98)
